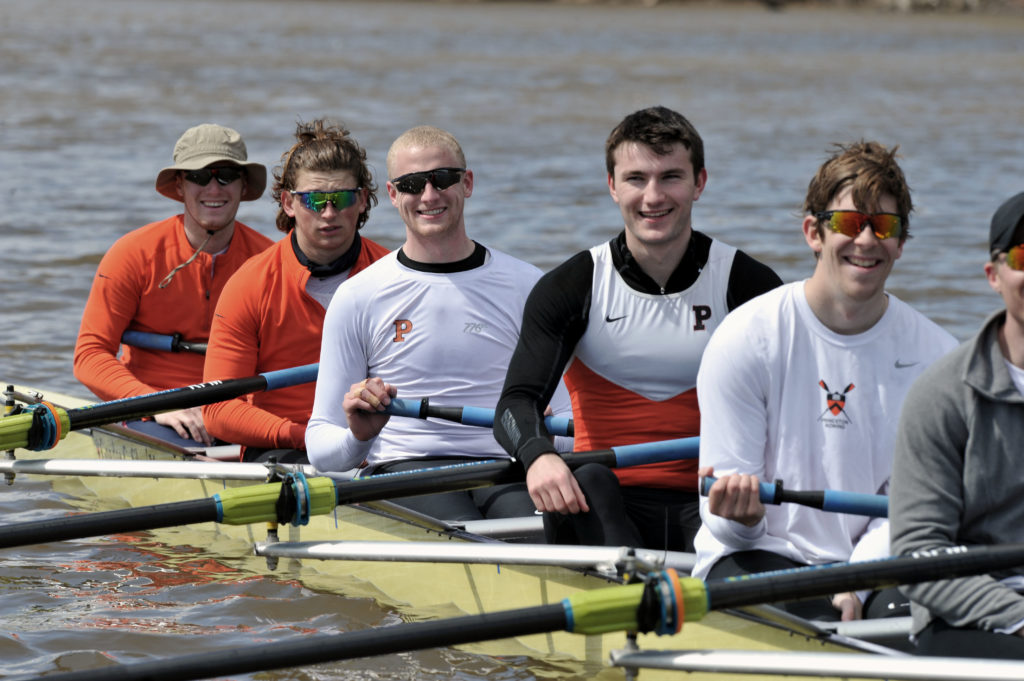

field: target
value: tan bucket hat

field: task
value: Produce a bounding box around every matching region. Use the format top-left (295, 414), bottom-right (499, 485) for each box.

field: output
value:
top-left (155, 124), bottom-right (267, 202)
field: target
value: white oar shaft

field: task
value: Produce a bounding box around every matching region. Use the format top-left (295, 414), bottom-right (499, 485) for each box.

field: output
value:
top-left (0, 458), bottom-right (318, 481)
top-left (254, 539), bottom-right (696, 574)
top-left (609, 649), bottom-right (1024, 680)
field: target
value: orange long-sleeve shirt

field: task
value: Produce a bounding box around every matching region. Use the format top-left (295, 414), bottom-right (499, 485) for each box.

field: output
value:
top-left (202, 234), bottom-right (389, 452)
top-left (73, 215), bottom-right (273, 401)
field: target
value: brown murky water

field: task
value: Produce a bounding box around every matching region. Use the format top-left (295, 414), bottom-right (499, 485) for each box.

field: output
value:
top-left (1, 0), bottom-right (1023, 677)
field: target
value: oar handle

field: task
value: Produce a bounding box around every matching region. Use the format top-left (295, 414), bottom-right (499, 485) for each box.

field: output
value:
top-left (385, 397), bottom-right (574, 437)
top-left (121, 330), bottom-right (207, 355)
top-left (700, 475), bottom-right (888, 518)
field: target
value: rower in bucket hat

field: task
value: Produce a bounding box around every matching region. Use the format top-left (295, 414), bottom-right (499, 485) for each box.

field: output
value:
top-left (74, 123), bottom-right (273, 448)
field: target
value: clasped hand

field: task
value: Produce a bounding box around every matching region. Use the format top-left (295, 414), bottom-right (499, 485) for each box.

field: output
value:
top-left (343, 377), bottom-right (397, 441)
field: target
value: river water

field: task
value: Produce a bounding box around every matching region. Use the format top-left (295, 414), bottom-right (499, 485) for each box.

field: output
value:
top-left (1, 0), bottom-right (1023, 678)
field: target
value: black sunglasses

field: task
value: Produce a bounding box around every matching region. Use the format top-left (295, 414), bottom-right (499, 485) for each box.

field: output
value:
top-left (183, 167), bottom-right (244, 187)
top-left (390, 167), bottom-right (465, 195)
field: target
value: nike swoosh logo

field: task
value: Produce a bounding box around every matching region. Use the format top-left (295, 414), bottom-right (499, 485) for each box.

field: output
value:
top-left (605, 314), bottom-right (628, 323)
top-left (894, 360), bottom-right (919, 369)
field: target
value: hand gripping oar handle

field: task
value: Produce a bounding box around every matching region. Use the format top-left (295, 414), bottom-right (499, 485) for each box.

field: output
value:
top-left (29, 544), bottom-right (1024, 681)
top-left (385, 397), bottom-right (574, 437)
top-left (0, 438), bottom-right (697, 549)
top-left (121, 330), bottom-right (207, 355)
top-left (0, 363), bottom-right (319, 451)
top-left (700, 475), bottom-right (888, 518)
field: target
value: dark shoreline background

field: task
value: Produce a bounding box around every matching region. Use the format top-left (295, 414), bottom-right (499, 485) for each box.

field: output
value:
top-left (440, 0), bottom-right (1024, 13)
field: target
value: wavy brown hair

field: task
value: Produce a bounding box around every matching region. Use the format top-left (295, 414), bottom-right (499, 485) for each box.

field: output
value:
top-left (803, 140), bottom-right (913, 243)
top-left (272, 118), bottom-right (377, 233)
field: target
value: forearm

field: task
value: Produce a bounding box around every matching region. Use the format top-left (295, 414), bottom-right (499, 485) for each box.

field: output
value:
top-left (203, 399), bottom-right (303, 449)
top-left (73, 342), bottom-right (156, 401)
top-left (306, 299), bottom-right (376, 472)
top-left (305, 420), bottom-right (372, 473)
top-left (74, 271), bottom-right (154, 400)
top-left (696, 323), bottom-right (772, 549)
top-left (495, 262), bottom-right (588, 469)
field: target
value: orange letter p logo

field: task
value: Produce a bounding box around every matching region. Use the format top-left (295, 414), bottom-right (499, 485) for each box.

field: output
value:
top-left (393, 319), bottom-right (413, 342)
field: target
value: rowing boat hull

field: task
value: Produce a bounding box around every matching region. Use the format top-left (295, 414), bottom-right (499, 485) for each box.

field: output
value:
top-left (4, 385), bottom-right (869, 680)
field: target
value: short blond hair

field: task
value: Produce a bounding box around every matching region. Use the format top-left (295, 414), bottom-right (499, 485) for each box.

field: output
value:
top-left (386, 125), bottom-right (466, 178)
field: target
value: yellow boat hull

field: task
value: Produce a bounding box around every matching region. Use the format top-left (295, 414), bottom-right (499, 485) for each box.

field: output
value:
top-left (5, 385), bottom-right (870, 680)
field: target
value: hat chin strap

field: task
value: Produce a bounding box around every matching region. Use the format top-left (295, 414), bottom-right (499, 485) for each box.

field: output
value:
top-left (158, 230), bottom-right (214, 289)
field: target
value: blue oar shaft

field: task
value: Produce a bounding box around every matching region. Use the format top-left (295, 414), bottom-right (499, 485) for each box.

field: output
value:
top-left (700, 475), bottom-right (888, 518)
top-left (386, 397), bottom-right (574, 437)
top-left (611, 437), bottom-right (698, 467)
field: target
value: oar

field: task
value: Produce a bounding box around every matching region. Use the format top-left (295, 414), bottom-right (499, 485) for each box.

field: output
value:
top-left (608, 649), bottom-right (1024, 680)
top-left (28, 543), bottom-right (1024, 681)
top-left (121, 330), bottom-right (207, 354)
top-left (700, 475), bottom-right (888, 518)
top-left (0, 437), bottom-right (698, 549)
top-left (385, 396), bottom-right (573, 437)
top-left (0, 363), bottom-right (319, 452)
top-left (0, 458), bottom-right (318, 481)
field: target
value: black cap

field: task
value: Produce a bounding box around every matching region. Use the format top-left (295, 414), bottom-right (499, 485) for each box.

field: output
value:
top-left (990, 191), bottom-right (1024, 254)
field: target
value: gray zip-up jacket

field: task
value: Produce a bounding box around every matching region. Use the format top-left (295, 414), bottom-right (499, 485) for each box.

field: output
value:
top-left (891, 310), bottom-right (1024, 636)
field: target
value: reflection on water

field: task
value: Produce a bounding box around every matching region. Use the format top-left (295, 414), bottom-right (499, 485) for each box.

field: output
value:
top-left (0, 479), bottom-right (553, 680)
top-left (1, 0), bottom-right (1024, 677)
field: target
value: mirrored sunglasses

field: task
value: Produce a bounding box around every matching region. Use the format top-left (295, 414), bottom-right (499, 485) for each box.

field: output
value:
top-left (291, 189), bottom-right (361, 213)
top-left (183, 167), bottom-right (244, 187)
top-left (390, 167), bottom-right (465, 195)
top-left (1004, 244), bottom-right (1024, 271)
top-left (815, 210), bottom-right (903, 241)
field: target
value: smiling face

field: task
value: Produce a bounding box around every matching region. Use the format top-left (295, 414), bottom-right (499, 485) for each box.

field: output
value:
top-left (282, 168), bottom-right (367, 264)
top-left (386, 144), bottom-right (474, 260)
top-left (803, 185), bottom-right (903, 331)
top-left (608, 141), bottom-right (707, 255)
top-left (176, 164), bottom-right (246, 235)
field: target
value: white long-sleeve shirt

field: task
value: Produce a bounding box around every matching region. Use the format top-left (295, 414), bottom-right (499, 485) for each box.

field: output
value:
top-left (306, 247), bottom-right (571, 473)
top-left (692, 281), bottom-right (957, 579)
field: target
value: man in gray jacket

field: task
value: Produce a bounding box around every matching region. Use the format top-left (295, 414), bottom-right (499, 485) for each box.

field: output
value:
top-left (890, 191), bottom-right (1024, 658)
